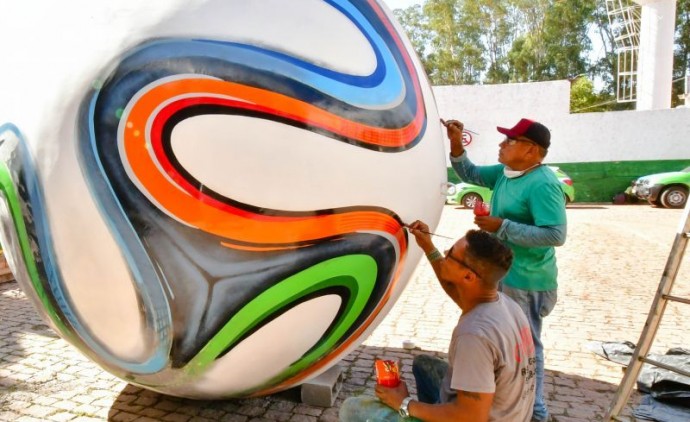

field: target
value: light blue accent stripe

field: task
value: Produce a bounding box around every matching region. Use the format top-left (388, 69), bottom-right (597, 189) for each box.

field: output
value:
top-left (8, 118), bottom-right (172, 373)
top-left (82, 93), bottom-right (173, 373)
top-left (122, 0), bottom-right (406, 108)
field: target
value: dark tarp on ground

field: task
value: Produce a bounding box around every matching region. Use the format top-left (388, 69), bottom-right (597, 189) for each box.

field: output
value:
top-left (586, 341), bottom-right (690, 422)
top-left (633, 395), bottom-right (690, 421)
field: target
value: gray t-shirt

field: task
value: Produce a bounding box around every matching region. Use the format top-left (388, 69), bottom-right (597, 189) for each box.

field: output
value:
top-left (440, 292), bottom-right (536, 422)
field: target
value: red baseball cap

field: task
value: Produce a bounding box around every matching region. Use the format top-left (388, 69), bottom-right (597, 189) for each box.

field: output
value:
top-left (497, 118), bottom-right (551, 149)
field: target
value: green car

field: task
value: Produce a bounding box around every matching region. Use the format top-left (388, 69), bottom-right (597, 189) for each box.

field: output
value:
top-left (631, 166), bottom-right (690, 209)
top-left (447, 166), bottom-right (575, 208)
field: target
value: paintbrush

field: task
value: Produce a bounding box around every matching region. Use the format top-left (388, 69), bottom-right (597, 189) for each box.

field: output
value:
top-left (440, 118), bottom-right (479, 135)
top-left (403, 224), bottom-right (454, 240)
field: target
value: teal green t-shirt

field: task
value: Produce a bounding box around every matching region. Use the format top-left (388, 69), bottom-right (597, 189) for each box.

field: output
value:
top-left (479, 165), bottom-right (567, 291)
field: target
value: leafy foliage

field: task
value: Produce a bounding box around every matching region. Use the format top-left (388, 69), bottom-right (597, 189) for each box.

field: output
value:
top-left (673, 0), bottom-right (690, 107)
top-left (392, 0), bottom-right (689, 112)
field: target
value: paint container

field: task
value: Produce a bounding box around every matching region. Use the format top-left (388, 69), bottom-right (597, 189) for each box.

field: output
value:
top-left (402, 340), bottom-right (416, 350)
top-left (375, 359), bottom-right (400, 387)
top-left (473, 200), bottom-right (490, 216)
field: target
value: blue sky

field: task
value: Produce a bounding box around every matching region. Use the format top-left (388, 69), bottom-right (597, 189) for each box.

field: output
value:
top-left (384, 0), bottom-right (422, 10)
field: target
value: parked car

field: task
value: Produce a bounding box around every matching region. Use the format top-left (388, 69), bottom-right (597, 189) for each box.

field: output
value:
top-left (447, 166), bottom-right (575, 208)
top-left (631, 167), bottom-right (690, 209)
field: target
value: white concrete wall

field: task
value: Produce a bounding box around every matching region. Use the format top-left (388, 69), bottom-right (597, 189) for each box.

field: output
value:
top-left (433, 81), bottom-right (690, 165)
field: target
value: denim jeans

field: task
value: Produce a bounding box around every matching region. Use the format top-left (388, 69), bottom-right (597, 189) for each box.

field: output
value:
top-left (338, 355), bottom-right (447, 421)
top-left (501, 285), bottom-right (558, 421)
top-left (411, 354), bottom-right (448, 405)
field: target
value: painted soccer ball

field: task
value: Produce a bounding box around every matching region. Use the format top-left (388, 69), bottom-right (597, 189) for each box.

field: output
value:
top-left (0, 0), bottom-right (445, 398)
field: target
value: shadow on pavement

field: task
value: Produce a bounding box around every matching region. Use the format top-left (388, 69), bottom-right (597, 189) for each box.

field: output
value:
top-left (453, 205), bottom-right (611, 211)
top-left (106, 382), bottom-right (326, 421)
top-left (1, 280), bottom-right (640, 422)
top-left (103, 344), bottom-right (639, 422)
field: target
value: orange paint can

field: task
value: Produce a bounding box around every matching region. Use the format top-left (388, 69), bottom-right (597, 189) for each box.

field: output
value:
top-left (375, 359), bottom-right (400, 387)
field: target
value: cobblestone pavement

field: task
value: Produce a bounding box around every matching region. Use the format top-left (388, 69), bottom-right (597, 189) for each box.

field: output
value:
top-left (1, 204), bottom-right (689, 421)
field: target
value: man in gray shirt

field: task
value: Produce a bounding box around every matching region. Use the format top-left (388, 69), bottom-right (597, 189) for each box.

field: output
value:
top-left (340, 226), bottom-right (535, 422)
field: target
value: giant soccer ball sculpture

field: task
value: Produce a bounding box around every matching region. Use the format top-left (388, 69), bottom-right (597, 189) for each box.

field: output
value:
top-left (0, 0), bottom-right (446, 398)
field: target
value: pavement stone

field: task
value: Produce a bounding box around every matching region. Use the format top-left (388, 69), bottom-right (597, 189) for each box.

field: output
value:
top-left (1, 204), bottom-right (689, 421)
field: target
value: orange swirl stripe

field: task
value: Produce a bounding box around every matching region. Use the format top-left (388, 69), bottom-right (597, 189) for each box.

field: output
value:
top-left (121, 70), bottom-right (411, 393)
top-left (122, 78), bottom-right (409, 250)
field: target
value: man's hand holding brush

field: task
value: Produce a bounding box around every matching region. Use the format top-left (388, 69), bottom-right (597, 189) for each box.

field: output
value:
top-left (441, 118), bottom-right (465, 157)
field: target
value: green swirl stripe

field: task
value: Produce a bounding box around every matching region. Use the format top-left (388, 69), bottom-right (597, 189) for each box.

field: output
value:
top-left (186, 254), bottom-right (378, 390)
top-left (0, 162), bottom-right (72, 337)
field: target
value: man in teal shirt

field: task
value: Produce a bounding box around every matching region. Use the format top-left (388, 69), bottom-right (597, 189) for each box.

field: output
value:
top-left (445, 117), bottom-right (566, 422)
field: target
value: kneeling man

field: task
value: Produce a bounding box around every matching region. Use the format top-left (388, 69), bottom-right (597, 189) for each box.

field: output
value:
top-left (340, 223), bottom-right (536, 422)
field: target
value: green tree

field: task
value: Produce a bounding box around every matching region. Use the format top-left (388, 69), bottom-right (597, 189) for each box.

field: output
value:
top-left (391, 0), bottom-right (683, 113)
top-left (461, 0), bottom-right (515, 83)
top-left (507, 0), bottom-right (595, 82)
top-left (570, 77), bottom-right (617, 113)
top-left (588, 1), bottom-right (617, 96)
top-left (507, 0), bottom-right (547, 81)
top-left (393, 5), bottom-right (430, 61)
top-left (393, 5), bottom-right (435, 77)
top-left (395, 0), bottom-right (484, 84)
top-left (541, 0), bottom-right (595, 79)
top-left (423, 0), bottom-right (466, 84)
top-left (673, 0), bottom-right (690, 107)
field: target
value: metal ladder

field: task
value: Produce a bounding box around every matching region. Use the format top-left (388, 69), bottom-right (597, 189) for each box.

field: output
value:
top-left (605, 200), bottom-right (690, 421)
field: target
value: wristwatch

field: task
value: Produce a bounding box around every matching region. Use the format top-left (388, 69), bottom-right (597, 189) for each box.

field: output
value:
top-left (399, 396), bottom-right (413, 418)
